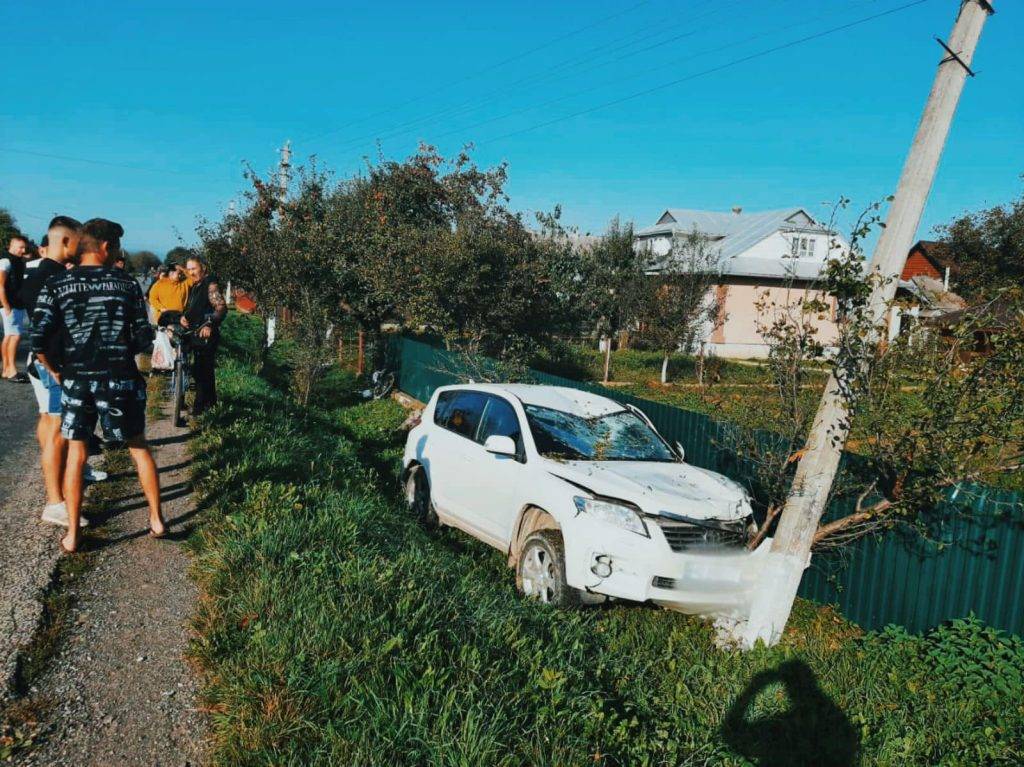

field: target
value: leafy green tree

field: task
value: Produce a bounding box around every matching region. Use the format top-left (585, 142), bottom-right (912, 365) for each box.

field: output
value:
top-left (326, 145), bottom-right (566, 365)
top-left (164, 246), bottom-right (194, 266)
top-left (580, 218), bottom-right (647, 382)
top-left (639, 230), bottom-right (722, 384)
top-left (937, 189), bottom-right (1024, 301)
top-left (127, 250), bottom-right (161, 273)
top-left (0, 208), bottom-right (24, 248)
top-left (201, 163), bottom-right (349, 402)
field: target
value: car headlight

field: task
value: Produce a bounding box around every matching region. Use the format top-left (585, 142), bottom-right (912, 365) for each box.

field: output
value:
top-left (573, 496), bottom-right (649, 537)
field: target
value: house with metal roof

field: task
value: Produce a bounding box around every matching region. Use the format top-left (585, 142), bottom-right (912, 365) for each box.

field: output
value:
top-left (634, 207), bottom-right (850, 358)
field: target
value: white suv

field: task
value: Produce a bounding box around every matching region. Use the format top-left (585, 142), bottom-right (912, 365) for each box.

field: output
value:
top-left (402, 384), bottom-right (771, 614)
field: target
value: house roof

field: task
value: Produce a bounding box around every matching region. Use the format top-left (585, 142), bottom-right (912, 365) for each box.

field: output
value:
top-left (637, 207), bottom-right (840, 280)
top-left (911, 240), bottom-right (960, 273)
top-left (897, 275), bottom-right (967, 313)
top-left (927, 294), bottom-right (1022, 330)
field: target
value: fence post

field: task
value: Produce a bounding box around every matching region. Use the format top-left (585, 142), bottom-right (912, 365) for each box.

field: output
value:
top-left (357, 331), bottom-right (365, 375)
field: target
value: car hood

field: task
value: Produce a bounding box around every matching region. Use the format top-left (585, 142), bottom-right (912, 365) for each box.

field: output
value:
top-left (547, 459), bottom-right (751, 521)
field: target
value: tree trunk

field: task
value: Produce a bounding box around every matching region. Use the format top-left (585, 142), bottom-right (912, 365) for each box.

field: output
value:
top-left (603, 337), bottom-right (612, 384)
top-left (661, 354), bottom-right (669, 385)
top-left (697, 342), bottom-right (705, 387)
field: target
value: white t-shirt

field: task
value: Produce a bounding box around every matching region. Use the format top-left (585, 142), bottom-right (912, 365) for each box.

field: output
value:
top-left (0, 257), bottom-right (11, 274)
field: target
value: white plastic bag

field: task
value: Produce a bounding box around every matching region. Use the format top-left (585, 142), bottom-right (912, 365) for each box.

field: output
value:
top-left (151, 330), bottom-right (176, 371)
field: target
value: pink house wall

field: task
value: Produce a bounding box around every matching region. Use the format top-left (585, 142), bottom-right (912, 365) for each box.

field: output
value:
top-left (710, 279), bottom-right (839, 358)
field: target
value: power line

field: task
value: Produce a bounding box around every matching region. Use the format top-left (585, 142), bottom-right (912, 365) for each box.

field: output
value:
top-left (363, 0), bottom-right (882, 152)
top-left (298, 0), bottom-right (653, 143)
top-left (315, 0), bottom-right (738, 154)
top-left (0, 146), bottom-right (194, 176)
top-left (483, 0), bottom-right (931, 145)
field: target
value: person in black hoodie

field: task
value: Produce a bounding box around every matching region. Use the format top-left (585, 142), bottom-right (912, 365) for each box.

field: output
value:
top-left (32, 218), bottom-right (167, 553)
top-left (181, 255), bottom-right (226, 417)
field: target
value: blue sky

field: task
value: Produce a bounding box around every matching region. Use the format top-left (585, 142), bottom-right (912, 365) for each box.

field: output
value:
top-left (1, 0), bottom-right (1021, 255)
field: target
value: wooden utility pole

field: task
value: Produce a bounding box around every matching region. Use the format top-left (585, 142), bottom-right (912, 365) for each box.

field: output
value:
top-left (739, 0), bottom-right (994, 649)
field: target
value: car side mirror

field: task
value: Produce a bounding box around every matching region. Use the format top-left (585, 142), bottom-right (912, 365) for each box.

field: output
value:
top-left (484, 435), bottom-right (517, 457)
top-left (675, 442), bottom-right (686, 462)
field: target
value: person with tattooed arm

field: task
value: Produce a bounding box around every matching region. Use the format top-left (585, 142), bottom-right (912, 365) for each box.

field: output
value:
top-left (180, 255), bottom-right (226, 417)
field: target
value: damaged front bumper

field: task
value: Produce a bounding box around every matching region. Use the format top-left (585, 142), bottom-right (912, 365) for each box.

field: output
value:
top-left (565, 514), bottom-right (774, 618)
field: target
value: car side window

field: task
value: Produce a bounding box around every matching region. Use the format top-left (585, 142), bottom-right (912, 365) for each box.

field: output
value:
top-left (433, 391), bottom-right (457, 427)
top-left (441, 391), bottom-right (487, 440)
top-left (477, 396), bottom-right (523, 453)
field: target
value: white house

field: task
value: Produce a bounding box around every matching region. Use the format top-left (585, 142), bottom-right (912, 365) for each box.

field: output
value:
top-left (634, 207), bottom-right (850, 358)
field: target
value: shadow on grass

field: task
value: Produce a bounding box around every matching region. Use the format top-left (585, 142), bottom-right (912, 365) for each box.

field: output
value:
top-left (721, 659), bottom-right (859, 767)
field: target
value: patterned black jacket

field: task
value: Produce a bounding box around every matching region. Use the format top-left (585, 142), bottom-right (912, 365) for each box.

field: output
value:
top-left (31, 265), bottom-right (155, 380)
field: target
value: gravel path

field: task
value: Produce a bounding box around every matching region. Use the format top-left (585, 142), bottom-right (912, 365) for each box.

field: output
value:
top-left (0, 340), bottom-right (62, 704)
top-left (17, 391), bottom-right (207, 766)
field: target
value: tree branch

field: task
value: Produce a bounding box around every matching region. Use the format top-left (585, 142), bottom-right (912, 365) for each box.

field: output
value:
top-left (812, 496), bottom-right (892, 546)
top-left (747, 505), bottom-right (781, 550)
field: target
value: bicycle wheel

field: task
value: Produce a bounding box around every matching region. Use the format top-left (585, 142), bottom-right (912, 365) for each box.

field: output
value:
top-left (182, 362), bottom-right (191, 414)
top-left (172, 359), bottom-right (184, 427)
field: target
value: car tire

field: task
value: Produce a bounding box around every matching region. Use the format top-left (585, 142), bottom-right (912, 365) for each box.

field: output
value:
top-left (516, 530), bottom-right (579, 607)
top-left (405, 466), bottom-right (438, 530)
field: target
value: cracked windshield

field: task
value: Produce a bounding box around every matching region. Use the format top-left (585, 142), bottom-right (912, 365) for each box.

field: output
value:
top-left (524, 404), bottom-right (677, 462)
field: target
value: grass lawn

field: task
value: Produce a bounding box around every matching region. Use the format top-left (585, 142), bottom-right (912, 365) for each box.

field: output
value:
top-left (531, 343), bottom-right (827, 431)
top-left (185, 315), bottom-right (1024, 766)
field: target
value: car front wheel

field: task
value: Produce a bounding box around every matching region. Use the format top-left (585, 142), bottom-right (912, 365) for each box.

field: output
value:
top-left (405, 466), bottom-right (438, 530)
top-left (516, 530), bottom-right (579, 607)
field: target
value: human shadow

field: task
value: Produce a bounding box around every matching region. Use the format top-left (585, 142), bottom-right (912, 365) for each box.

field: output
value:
top-left (105, 458), bottom-right (193, 482)
top-left (721, 660), bottom-right (859, 767)
top-left (149, 430), bottom-right (193, 447)
top-left (91, 481), bottom-right (193, 524)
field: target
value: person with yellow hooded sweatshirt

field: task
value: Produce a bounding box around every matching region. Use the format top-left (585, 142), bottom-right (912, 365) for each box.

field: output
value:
top-left (148, 264), bottom-right (191, 323)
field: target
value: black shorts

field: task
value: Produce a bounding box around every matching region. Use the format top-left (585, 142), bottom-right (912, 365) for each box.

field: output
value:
top-left (61, 376), bottom-right (148, 442)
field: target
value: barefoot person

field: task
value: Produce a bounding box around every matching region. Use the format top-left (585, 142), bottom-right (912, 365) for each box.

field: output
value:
top-left (32, 219), bottom-right (167, 552)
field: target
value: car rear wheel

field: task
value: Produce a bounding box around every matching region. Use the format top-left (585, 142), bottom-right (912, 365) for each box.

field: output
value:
top-left (405, 466), bottom-right (438, 530)
top-left (516, 531), bottom-right (579, 607)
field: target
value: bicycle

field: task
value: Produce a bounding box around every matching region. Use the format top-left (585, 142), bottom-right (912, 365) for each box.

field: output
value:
top-left (361, 368), bottom-right (395, 400)
top-left (162, 319), bottom-right (211, 427)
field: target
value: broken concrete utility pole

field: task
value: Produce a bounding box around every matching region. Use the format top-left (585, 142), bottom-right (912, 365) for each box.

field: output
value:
top-left (739, 0), bottom-right (994, 649)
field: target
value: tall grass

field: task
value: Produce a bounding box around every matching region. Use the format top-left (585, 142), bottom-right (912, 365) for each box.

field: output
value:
top-left (186, 314), bottom-right (1024, 766)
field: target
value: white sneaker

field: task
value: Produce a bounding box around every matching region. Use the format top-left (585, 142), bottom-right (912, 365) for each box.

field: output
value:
top-left (40, 502), bottom-right (90, 528)
top-left (83, 465), bottom-right (108, 483)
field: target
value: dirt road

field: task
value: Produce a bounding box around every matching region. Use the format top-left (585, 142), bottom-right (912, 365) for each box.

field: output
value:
top-left (16, 389), bottom-right (207, 766)
top-left (0, 341), bottom-right (63, 703)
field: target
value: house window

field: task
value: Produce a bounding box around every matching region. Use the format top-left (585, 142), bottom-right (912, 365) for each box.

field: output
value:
top-left (789, 236), bottom-right (816, 258)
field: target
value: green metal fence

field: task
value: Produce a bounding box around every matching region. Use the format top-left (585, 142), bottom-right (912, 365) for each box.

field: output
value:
top-left (390, 335), bottom-right (1024, 636)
